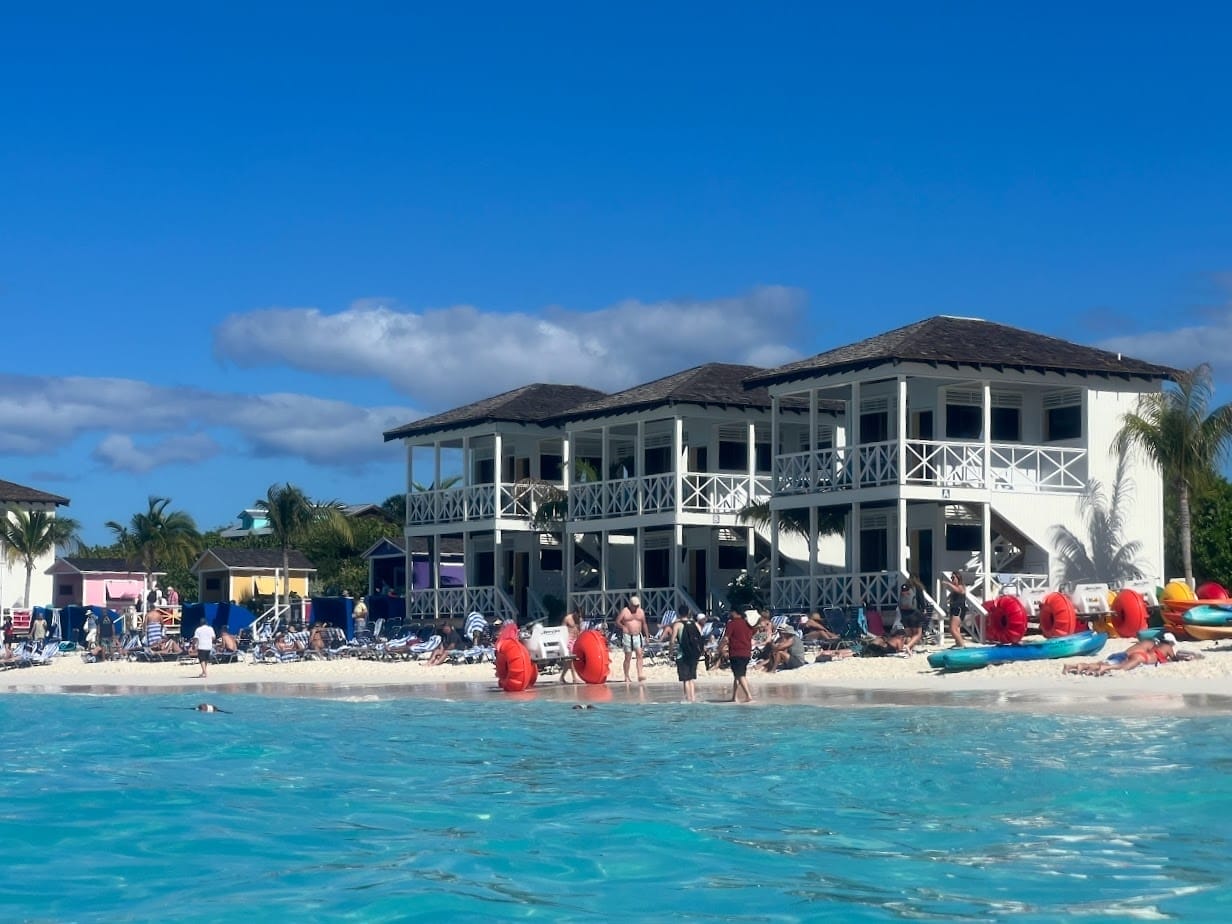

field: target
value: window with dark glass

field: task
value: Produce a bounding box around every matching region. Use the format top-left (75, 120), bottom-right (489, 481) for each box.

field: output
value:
top-left (718, 545), bottom-right (747, 570)
top-left (860, 529), bottom-right (888, 571)
top-left (755, 443), bottom-right (771, 471)
top-left (205, 577), bottom-right (221, 591)
top-left (474, 552), bottom-right (495, 585)
top-left (540, 454), bottom-right (563, 481)
top-left (718, 441), bottom-right (747, 469)
top-left (945, 524), bottom-right (982, 551)
top-left (643, 548), bottom-right (670, 586)
top-left (476, 458), bottom-right (495, 483)
top-left (946, 404), bottom-right (981, 439)
top-left (644, 446), bottom-right (671, 475)
top-left (860, 412), bottom-right (888, 443)
top-left (991, 407), bottom-right (1020, 441)
top-left (540, 549), bottom-right (563, 571)
top-left (1046, 405), bottom-right (1082, 441)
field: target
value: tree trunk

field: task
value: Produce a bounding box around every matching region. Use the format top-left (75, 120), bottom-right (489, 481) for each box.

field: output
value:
top-left (1179, 482), bottom-right (1194, 588)
top-left (282, 547), bottom-right (291, 621)
top-left (22, 558), bottom-right (33, 608)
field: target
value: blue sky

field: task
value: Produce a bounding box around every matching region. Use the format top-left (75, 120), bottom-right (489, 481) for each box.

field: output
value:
top-left (2, 2), bottom-right (1230, 544)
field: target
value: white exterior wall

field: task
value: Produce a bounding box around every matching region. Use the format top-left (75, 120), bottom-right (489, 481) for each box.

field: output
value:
top-left (2, 541), bottom-right (57, 610)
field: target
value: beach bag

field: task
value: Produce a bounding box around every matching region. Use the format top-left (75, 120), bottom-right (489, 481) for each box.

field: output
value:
top-left (677, 622), bottom-right (703, 661)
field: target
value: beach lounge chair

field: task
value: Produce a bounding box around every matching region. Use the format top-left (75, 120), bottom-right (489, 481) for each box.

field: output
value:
top-left (408, 634), bottom-right (442, 660)
top-left (820, 606), bottom-right (869, 654)
top-left (463, 611), bottom-right (490, 645)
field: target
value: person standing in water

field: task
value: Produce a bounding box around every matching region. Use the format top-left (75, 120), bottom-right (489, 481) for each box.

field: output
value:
top-left (670, 606), bottom-right (704, 702)
top-left (616, 594), bottom-right (649, 683)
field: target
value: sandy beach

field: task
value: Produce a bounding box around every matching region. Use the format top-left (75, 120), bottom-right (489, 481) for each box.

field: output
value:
top-left (5, 636), bottom-right (1232, 713)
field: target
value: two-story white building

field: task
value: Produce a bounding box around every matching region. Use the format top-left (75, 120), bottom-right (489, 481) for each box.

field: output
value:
top-left (383, 367), bottom-right (844, 622)
top-left (744, 316), bottom-right (1176, 613)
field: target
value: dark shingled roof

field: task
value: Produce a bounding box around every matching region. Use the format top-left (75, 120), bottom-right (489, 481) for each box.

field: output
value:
top-left (547, 363), bottom-right (810, 423)
top-left (0, 478), bottom-right (70, 506)
top-left (383, 384), bottom-right (608, 441)
top-left (59, 557), bottom-right (159, 574)
top-left (198, 548), bottom-right (316, 570)
top-left (745, 316), bottom-right (1180, 388)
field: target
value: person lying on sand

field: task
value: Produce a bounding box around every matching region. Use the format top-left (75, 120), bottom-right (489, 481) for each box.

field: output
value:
top-left (1064, 634), bottom-right (1203, 675)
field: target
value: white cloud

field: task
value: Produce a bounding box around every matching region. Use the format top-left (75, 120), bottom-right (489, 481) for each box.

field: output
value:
top-left (92, 433), bottom-right (222, 474)
top-left (1097, 305), bottom-right (1232, 380)
top-left (0, 373), bottom-right (417, 472)
top-left (211, 286), bottom-right (809, 406)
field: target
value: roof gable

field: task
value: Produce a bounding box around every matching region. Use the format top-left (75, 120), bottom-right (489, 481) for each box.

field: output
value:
top-left (52, 557), bottom-right (163, 576)
top-left (383, 383), bottom-right (607, 441)
top-left (191, 548), bottom-right (316, 572)
top-left (745, 316), bottom-right (1179, 388)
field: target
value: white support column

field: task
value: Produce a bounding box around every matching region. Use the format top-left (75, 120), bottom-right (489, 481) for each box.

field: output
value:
top-left (808, 388), bottom-right (817, 490)
top-left (851, 501), bottom-right (861, 600)
top-left (493, 432), bottom-right (504, 521)
top-left (898, 496), bottom-right (909, 578)
top-left (456, 438), bottom-right (464, 521)
top-left (405, 443), bottom-right (414, 529)
top-left (747, 419), bottom-right (756, 506)
top-left (672, 523), bottom-right (682, 606)
top-left (982, 380), bottom-right (992, 489)
top-left (674, 417), bottom-right (684, 519)
top-left (635, 526), bottom-right (644, 594)
top-left (636, 420), bottom-right (644, 516)
top-left (851, 381), bottom-right (862, 488)
top-left (897, 376), bottom-right (908, 486)
top-left (769, 509), bottom-right (779, 609)
top-left (601, 425), bottom-right (610, 518)
top-left (981, 501), bottom-right (992, 601)
top-left (563, 431), bottom-right (573, 605)
top-left (771, 394), bottom-right (780, 492)
top-left (809, 504), bottom-right (818, 594)
top-left (494, 528), bottom-right (504, 616)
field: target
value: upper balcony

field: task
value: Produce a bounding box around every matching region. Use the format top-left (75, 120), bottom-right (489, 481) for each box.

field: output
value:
top-left (773, 439), bottom-right (1088, 497)
top-left (406, 482), bottom-right (562, 528)
top-left (569, 472), bottom-right (771, 522)
top-left (405, 472), bottom-right (771, 527)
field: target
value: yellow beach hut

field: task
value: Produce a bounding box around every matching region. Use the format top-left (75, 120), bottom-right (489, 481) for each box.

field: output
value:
top-left (190, 548), bottom-right (316, 605)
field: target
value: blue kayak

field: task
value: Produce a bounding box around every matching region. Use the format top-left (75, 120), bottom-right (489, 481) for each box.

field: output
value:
top-left (1182, 604), bottom-right (1232, 627)
top-left (927, 631), bottom-right (1108, 672)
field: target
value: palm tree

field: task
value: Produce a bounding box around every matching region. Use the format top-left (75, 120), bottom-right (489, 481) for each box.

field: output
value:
top-left (105, 496), bottom-right (202, 598)
top-left (0, 510), bottom-right (82, 607)
top-left (1116, 363), bottom-right (1232, 587)
top-left (1049, 451), bottom-right (1146, 588)
top-left (256, 483), bottom-right (352, 611)
top-left (738, 501), bottom-right (847, 539)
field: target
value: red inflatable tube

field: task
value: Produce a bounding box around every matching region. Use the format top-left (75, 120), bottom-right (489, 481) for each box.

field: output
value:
top-left (1197, 581), bottom-right (1229, 600)
top-left (495, 638), bottom-right (538, 692)
top-left (1111, 589), bottom-right (1149, 638)
top-left (985, 596), bottom-right (1028, 644)
top-left (1038, 592), bottom-right (1077, 638)
top-left (571, 629), bottom-right (610, 684)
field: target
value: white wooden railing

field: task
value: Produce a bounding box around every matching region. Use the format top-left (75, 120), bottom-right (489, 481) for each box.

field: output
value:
top-left (405, 585), bottom-right (519, 622)
top-left (776, 440), bottom-right (1087, 495)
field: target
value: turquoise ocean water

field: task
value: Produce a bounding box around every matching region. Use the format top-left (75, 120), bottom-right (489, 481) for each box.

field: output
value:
top-left (2, 691), bottom-right (1230, 922)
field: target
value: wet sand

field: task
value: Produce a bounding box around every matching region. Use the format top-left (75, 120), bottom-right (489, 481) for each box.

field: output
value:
top-left (4, 636), bottom-right (1232, 713)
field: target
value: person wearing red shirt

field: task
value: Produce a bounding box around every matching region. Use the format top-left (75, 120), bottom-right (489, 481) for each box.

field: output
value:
top-left (719, 610), bottom-right (758, 703)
